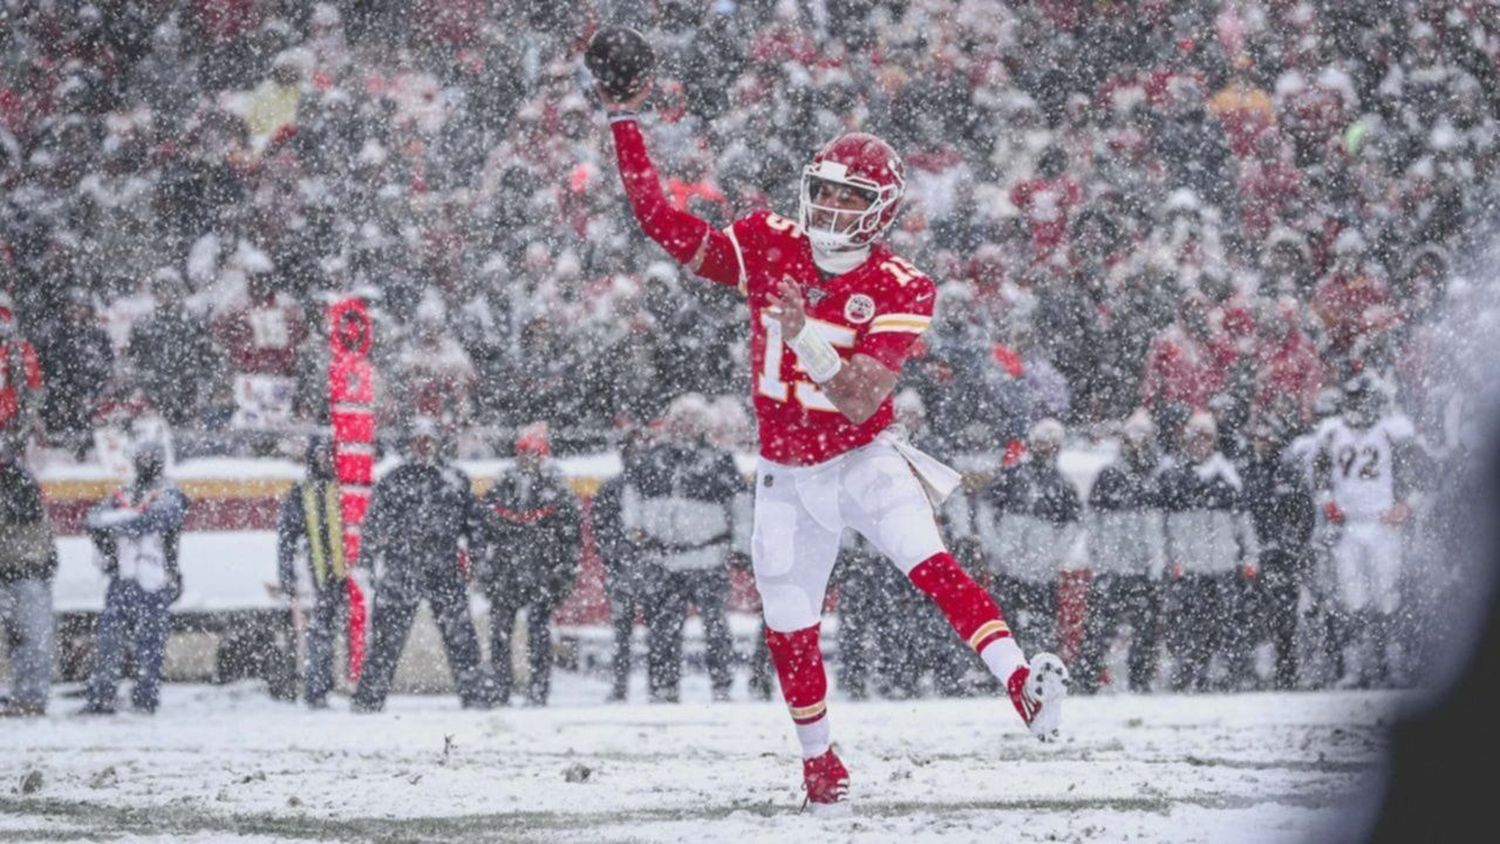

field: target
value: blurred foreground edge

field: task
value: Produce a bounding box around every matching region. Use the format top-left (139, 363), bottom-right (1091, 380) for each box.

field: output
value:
top-left (1363, 411), bottom-right (1500, 843)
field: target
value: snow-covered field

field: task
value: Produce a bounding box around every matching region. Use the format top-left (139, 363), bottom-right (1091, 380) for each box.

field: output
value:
top-left (0, 675), bottom-right (1397, 844)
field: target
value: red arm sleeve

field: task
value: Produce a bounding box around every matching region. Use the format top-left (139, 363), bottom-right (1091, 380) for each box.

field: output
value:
top-left (609, 119), bottom-right (741, 288)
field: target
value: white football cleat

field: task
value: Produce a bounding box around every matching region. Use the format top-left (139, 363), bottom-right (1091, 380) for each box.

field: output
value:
top-left (1008, 653), bottom-right (1069, 742)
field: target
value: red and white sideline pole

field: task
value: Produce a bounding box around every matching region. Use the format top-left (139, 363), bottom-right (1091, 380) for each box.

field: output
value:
top-left (327, 297), bottom-right (375, 683)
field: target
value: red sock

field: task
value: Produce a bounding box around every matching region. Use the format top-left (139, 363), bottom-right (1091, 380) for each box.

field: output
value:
top-left (765, 624), bottom-right (831, 757)
top-left (908, 552), bottom-right (1012, 653)
top-left (765, 624), bottom-right (828, 722)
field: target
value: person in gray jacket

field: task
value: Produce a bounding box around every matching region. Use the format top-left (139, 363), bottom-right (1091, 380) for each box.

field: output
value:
top-left (1158, 412), bottom-right (1260, 692)
top-left (624, 396), bottom-right (742, 703)
top-left (1076, 410), bottom-right (1166, 694)
top-left (0, 451), bottom-right (56, 717)
top-left (80, 440), bottom-right (188, 715)
top-left (977, 419), bottom-right (1082, 656)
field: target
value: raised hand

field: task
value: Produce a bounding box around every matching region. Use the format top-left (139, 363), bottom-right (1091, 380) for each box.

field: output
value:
top-left (765, 277), bottom-right (808, 337)
top-left (598, 80), bottom-right (653, 116)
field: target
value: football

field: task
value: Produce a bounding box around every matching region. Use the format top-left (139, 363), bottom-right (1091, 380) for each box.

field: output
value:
top-left (585, 25), bottom-right (655, 102)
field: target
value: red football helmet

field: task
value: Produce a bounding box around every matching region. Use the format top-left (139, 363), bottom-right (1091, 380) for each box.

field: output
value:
top-left (798, 132), bottom-right (906, 252)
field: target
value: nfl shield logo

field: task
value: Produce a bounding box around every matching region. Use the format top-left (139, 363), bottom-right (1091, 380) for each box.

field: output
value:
top-left (807, 287), bottom-right (828, 306)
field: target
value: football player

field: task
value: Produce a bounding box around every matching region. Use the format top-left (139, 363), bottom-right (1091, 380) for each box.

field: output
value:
top-left (1314, 373), bottom-right (1423, 687)
top-left (598, 78), bottom-right (1067, 812)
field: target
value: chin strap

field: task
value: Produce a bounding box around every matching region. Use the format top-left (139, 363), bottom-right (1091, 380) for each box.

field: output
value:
top-left (810, 244), bottom-right (869, 276)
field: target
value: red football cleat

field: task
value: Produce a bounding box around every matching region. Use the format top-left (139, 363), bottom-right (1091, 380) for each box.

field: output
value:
top-left (1008, 653), bottom-right (1069, 742)
top-left (801, 747), bottom-right (850, 815)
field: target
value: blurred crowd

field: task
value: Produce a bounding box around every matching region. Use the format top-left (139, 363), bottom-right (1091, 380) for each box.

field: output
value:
top-left (0, 0), bottom-right (1496, 461)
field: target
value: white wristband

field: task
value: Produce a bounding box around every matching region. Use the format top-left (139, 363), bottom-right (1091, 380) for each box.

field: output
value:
top-left (786, 323), bottom-right (843, 383)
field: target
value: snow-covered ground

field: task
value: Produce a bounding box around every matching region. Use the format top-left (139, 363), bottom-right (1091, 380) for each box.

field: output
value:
top-left (2, 675), bottom-right (1397, 843)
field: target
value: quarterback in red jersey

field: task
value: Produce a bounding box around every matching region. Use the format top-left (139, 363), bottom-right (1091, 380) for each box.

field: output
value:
top-left (601, 79), bottom-right (1068, 813)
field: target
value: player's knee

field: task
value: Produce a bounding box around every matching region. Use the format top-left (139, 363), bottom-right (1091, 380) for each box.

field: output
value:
top-left (757, 581), bottom-right (819, 632)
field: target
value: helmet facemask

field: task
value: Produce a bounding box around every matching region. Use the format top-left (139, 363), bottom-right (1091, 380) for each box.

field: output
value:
top-left (798, 161), bottom-right (900, 254)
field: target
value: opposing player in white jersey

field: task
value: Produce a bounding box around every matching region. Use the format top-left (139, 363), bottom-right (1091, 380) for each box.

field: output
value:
top-left (1313, 373), bottom-right (1423, 687)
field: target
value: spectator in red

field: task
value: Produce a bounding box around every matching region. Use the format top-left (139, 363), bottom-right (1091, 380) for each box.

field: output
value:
top-left (212, 272), bottom-right (307, 430)
top-left (213, 273), bottom-right (307, 379)
top-left (0, 291), bottom-right (44, 450)
top-left (1010, 145), bottom-right (1082, 264)
top-left (1250, 299), bottom-right (1324, 428)
top-left (1237, 131), bottom-right (1304, 244)
top-left (1198, 268), bottom-right (1257, 350)
top-left (394, 290), bottom-right (476, 427)
top-left (1140, 292), bottom-right (1239, 443)
top-left (1311, 231), bottom-right (1394, 359)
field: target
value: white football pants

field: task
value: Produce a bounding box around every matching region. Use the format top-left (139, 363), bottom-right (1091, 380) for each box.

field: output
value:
top-left (751, 437), bottom-right (947, 633)
top-left (1332, 521), bottom-right (1403, 614)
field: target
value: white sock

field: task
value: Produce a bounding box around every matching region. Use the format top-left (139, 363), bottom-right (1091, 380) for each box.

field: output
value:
top-left (795, 716), bottom-right (831, 759)
top-left (980, 635), bottom-right (1027, 685)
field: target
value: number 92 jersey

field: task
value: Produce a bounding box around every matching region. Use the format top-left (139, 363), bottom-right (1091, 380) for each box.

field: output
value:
top-left (724, 210), bottom-right (935, 466)
top-left (1318, 414), bottom-right (1416, 521)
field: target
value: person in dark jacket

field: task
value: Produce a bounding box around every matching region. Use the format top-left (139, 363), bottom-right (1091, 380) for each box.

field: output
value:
top-left (352, 419), bottom-right (492, 712)
top-left (593, 429), bottom-right (648, 702)
top-left (0, 451), bottom-right (57, 717)
top-left (275, 434), bottom-right (349, 708)
top-left (32, 288), bottom-right (113, 454)
top-left (80, 440), bottom-right (188, 714)
top-left (127, 268), bottom-right (220, 428)
top-left (1158, 412), bottom-right (1259, 692)
top-left (1076, 410), bottom-right (1166, 694)
top-left (624, 397), bottom-right (742, 703)
top-left (478, 422), bottom-right (581, 706)
top-left (977, 419), bottom-right (1082, 656)
top-left (1241, 417), bottom-right (1317, 691)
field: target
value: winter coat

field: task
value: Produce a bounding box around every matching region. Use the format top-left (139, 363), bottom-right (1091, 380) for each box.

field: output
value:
top-left (1141, 323), bottom-right (1238, 411)
top-left (0, 459), bottom-right (56, 582)
top-left (85, 480), bottom-right (188, 598)
top-left (1241, 451), bottom-right (1316, 563)
top-left (1087, 457), bottom-right (1166, 578)
top-left (592, 472), bottom-right (641, 590)
top-left (128, 306), bottom-right (219, 427)
top-left (1157, 455), bottom-right (1258, 576)
top-left (363, 461), bottom-right (485, 598)
top-left (1251, 307), bottom-right (1324, 427)
top-left (478, 465), bottom-right (581, 603)
top-left (32, 318), bottom-right (112, 432)
top-left (623, 442), bottom-right (741, 572)
top-left (211, 294), bottom-right (307, 378)
top-left (0, 338), bottom-right (43, 434)
top-left (978, 458), bottom-right (1082, 583)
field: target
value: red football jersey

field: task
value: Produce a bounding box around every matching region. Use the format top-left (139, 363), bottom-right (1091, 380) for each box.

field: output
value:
top-left (725, 210), bottom-right (934, 465)
top-left (609, 120), bottom-right (934, 465)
